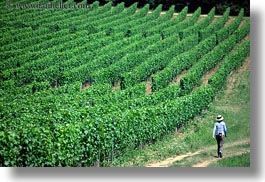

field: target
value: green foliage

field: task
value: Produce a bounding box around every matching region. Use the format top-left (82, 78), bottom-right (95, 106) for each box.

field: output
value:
top-left (64, 0), bottom-right (75, 5)
top-left (216, 8), bottom-right (244, 43)
top-left (210, 153), bottom-right (250, 167)
top-left (92, 34), bottom-right (161, 85)
top-left (146, 4), bottom-right (162, 21)
top-left (126, 2), bottom-right (138, 15)
top-left (134, 4), bottom-right (150, 18)
top-left (90, 1), bottom-right (100, 10)
top-left (159, 5), bottom-right (175, 21)
top-left (77, 0), bottom-right (88, 5)
top-left (208, 40), bottom-right (250, 91)
top-left (0, 2), bottom-right (249, 166)
top-left (87, 24), bottom-right (98, 35)
top-left (179, 7), bottom-right (215, 41)
top-left (121, 34), bottom-right (198, 89)
top-left (199, 7), bottom-right (230, 41)
top-left (152, 34), bottom-right (216, 92)
top-left (180, 20), bottom-right (249, 95)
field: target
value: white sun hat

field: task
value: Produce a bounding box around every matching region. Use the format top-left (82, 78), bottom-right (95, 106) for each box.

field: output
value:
top-left (216, 115), bottom-right (224, 122)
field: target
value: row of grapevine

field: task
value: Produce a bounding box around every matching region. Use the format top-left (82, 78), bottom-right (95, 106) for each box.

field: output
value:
top-left (80, 19), bottom-right (249, 129)
top-left (1, 2), bottom-right (113, 50)
top-left (120, 34), bottom-right (199, 89)
top-left (112, 4), bottom-right (171, 36)
top-left (1, 82), bottom-right (149, 162)
top-left (90, 6), bottom-right (188, 85)
top-left (0, 2), bottom-right (112, 62)
top-left (0, 0), bottom-right (129, 58)
top-left (77, 84), bottom-right (181, 120)
top-left (1, 3), bottom-right (183, 73)
top-left (61, 34), bottom-right (160, 85)
top-left (2, 5), bottom-right (86, 32)
top-left (216, 8), bottom-right (244, 43)
top-left (1, 1), bottom-right (104, 46)
top-left (199, 7), bottom-right (230, 41)
top-left (0, 2), bottom-right (250, 167)
top-left (0, 29), bottom-right (126, 72)
top-left (91, 34), bottom-right (161, 84)
top-left (1, 1), bottom-right (51, 21)
top-left (0, 71), bottom-right (219, 166)
top-left (42, 38), bottom-right (249, 167)
top-left (124, 4), bottom-right (163, 35)
top-left (59, 6), bottom-right (190, 85)
top-left (1, 31), bottom-right (121, 85)
top-left (179, 19), bottom-right (250, 94)
top-left (0, 2), bottom-right (163, 85)
top-left (162, 7), bottom-right (201, 38)
top-left (151, 34), bottom-right (217, 91)
top-left (2, 29), bottom-right (148, 85)
top-left (179, 7), bottom-right (215, 40)
top-left (91, 83), bottom-right (147, 106)
top-left (89, 3), bottom-right (136, 31)
top-left (151, 10), bottom-right (246, 92)
top-left (209, 39), bottom-right (250, 90)
top-left (0, 2), bottom-right (121, 60)
top-left (144, 6), bottom-right (188, 37)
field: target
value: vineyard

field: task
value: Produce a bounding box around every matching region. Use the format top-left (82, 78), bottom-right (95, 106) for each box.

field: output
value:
top-left (0, 0), bottom-right (250, 167)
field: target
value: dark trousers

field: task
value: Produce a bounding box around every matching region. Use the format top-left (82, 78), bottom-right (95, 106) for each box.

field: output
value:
top-left (216, 134), bottom-right (224, 157)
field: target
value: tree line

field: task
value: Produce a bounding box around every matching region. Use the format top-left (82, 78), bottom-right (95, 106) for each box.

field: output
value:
top-left (72, 0), bottom-right (249, 16)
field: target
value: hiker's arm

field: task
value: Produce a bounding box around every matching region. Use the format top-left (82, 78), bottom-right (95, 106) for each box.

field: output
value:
top-left (212, 123), bottom-right (216, 138)
top-left (224, 123), bottom-right (227, 137)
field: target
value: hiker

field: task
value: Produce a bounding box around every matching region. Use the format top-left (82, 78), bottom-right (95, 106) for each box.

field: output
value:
top-left (212, 115), bottom-right (227, 158)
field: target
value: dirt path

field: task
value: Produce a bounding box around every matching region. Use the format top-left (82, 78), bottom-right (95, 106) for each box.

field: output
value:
top-left (192, 149), bottom-right (250, 167)
top-left (146, 139), bottom-right (250, 167)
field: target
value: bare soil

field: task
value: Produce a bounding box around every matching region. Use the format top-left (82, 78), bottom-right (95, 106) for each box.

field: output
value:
top-left (146, 139), bottom-right (250, 167)
top-left (192, 150), bottom-right (250, 167)
top-left (225, 56), bottom-right (250, 94)
top-left (169, 69), bottom-right (187, 85)
top-left (201, 62), bottom-right (223, 86)
top-left (81, 81), bottom-right (91, 90)
top-left (112, 80), bottom-right (121, 92)
top-left (146, 76), bottom-right (152, 94)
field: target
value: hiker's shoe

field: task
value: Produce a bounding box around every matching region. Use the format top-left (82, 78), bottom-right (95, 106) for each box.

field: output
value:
top-left (219, 152), bottom-right (223, 158)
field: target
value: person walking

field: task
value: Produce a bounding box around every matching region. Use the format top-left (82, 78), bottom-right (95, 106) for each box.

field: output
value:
top-left (212, 115), bottom-right (227, 158)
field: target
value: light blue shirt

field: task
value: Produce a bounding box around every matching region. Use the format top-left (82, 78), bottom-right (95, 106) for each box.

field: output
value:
top-left (213, 121), bottom-right (227, 137)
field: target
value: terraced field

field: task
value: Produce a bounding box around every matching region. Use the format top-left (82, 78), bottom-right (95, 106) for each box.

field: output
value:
top-left (0, 0), bottom-right (250, 166)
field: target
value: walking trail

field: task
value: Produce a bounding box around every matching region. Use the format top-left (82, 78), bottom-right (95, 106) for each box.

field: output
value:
top-left (146, 139), bottom-right (250, 167)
